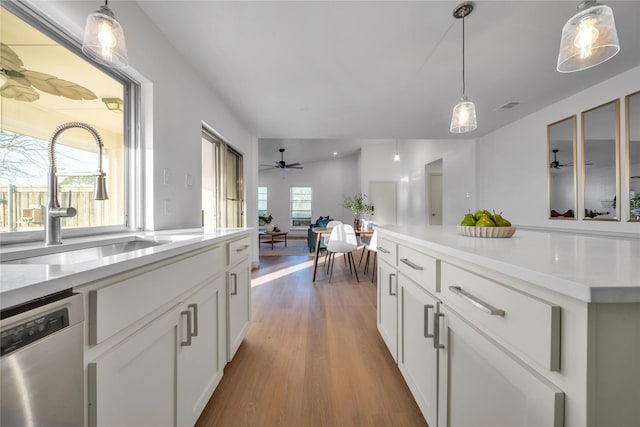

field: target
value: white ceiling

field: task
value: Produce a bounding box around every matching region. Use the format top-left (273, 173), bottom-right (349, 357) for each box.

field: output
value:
top-left (136, 1), bottom-right (640, 165)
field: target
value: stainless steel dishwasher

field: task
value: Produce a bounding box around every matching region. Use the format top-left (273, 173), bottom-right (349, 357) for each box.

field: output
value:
top-left (1, 291), bottom-right (84, 427)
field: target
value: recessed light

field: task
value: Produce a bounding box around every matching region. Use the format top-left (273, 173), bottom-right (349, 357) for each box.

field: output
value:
top-left (333, 152), bottom-right (338, 156)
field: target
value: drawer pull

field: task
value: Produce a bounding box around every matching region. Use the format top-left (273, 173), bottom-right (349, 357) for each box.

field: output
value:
top-left (188, 303), bottom-right (198, 337)
top-left (433, 312), bottom-right (445, 349)
top-left (388, 273), bottom-right (397, 296)
top-left (400, 258), bottom-right (423, 271)
top-left (230, 273), bottom-right (238, 295)
top-left (449, 286), bottom-right (505, 316)
top-left (235, 245), bottom-right (249, 252)
top-left (180, 310), bottom-right (192, 347)
top-left (377, 246), bottom-right (390, 254)
top-left (424, 304), bottom-right (434, 339)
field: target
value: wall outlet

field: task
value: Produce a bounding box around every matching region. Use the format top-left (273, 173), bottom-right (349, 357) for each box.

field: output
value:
top-left (185, 173), bottom-right (193, 189)
top-left (163, 199), bottom-right (171, 215)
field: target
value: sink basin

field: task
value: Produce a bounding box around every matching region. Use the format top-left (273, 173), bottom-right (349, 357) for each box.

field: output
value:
top-left (2, 239), bottom-right (165, 265)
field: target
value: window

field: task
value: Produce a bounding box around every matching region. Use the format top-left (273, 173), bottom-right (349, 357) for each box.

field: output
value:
top-left (201, 127), bottom-right (244, 231)
top-left (290, 186), bottom-right (312, 228)
top-left (0, 4), bottom-right (135, 239)
top-left (258, 187), bottom-right (268, 225)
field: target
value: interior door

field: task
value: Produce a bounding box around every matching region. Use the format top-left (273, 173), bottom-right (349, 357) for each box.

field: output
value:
top-left (369, 181), bottom-right (397, 225)
top-left (429, 174), bottom-right (443, 225)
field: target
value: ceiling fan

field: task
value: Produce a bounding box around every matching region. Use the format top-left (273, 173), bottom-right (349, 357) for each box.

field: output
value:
top-left (550, 149), bottom-right (592, 169)
top-left (261, 148), bottom-right (303, 170)
top-left (0, 42), bottom-right (97, 102)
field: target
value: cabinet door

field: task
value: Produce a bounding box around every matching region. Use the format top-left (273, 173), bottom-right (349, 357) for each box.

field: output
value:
top-left (437, 305), bottom-right (565, 427)
top-left (177, 276), bottom-right (226, 427)
top-left (88, 306), bottom-right (180, 427)
top-left (227, 261), bottom-right (251, 361)
top-left (398, 273), bottom-right (439, 426)
top-left (377, 259), bottom-right (398, 362)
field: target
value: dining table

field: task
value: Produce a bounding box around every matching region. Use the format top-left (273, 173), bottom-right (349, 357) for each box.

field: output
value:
top-left (311, 227), bottom-right (374, 281)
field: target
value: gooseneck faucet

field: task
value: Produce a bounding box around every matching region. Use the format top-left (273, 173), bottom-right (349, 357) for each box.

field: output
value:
top-left (46, 122), bottom-right (109, 246)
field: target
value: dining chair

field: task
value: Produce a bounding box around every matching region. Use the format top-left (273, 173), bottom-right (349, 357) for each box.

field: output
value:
top-left (325, 224), bottom-right (359, 283)
top-left (361, 229), bottom-right (378, 282)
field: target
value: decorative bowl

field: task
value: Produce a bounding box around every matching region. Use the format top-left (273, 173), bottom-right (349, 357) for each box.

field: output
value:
top-left (457, 225), bottom-right (516, 238)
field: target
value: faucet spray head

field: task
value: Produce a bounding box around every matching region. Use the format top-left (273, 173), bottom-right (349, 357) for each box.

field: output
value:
top-left (94, 173), bottom-right (109, 200)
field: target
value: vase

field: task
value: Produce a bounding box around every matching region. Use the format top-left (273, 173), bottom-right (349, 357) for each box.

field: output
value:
top-left (265, 223), bottom-right (275, 232)
top-left (353, 217), bottom-right (362, 232)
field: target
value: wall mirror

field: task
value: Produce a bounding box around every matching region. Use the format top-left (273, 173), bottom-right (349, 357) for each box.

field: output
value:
top-left (548, 116), bottom-right (577, 219)
top-left (627, 91), bottom-right (640, 221)
top-left (581, 99), bottom-right (620, 221)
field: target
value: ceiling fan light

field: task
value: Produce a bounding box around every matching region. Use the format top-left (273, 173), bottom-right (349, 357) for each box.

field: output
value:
top-left (557, 1), bottom-right (620, 73)
top-left (82, 3), bottom-right (128, 68)
top-left (450, 96), bottom-right (477, 133)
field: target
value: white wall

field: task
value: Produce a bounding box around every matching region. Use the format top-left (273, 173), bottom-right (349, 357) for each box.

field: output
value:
top-left (258, 154), bottom-right (359, 235)
top-left (477, 66), bottom-right (640, 235)
top-left (35, 1), bottom-right (260, 262)
top-left (361, 139), bottom-right (476, 226)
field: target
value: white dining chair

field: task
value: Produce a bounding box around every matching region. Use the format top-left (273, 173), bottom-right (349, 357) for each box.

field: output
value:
top-left (361, 229), bottom-right (378, 282)
top-left (325, 224), bottom-right (359, 283)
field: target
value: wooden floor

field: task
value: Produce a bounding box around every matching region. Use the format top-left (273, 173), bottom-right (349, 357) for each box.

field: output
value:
top-left (195, 254), bottom-right (427, 427)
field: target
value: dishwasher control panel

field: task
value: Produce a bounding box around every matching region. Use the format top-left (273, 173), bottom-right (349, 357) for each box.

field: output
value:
top-left (1, 308), bottom-right (70, 357)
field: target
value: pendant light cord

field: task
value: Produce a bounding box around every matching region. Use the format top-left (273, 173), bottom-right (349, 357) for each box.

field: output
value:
top-left (462, 16), bottom-right (466, 97)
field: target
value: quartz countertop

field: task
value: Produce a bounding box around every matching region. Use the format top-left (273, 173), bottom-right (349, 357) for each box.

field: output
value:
top-left (379, 226), bottom-right (640, 303)
top-left (0, 228), bottom-right (252, 310)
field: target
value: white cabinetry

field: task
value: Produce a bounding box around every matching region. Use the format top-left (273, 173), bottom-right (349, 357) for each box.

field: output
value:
top-left (88, 265), bottom-right (226, 427)
top-left (226, 236), bottom-right (251, 361)
top-left (177, 276), bottom-right (226, 426)
top-left (398, 273), bottom-right (440, 426)
top-left (377, 259), bottom-right (398, 362)
top-left (436, 304), bottom-right (564, 427)
top-left (83, 231), bottom-right (252, 427)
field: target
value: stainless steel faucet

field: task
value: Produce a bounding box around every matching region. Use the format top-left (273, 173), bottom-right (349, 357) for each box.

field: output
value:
top-left (46, 122), bottom-right (109, 246)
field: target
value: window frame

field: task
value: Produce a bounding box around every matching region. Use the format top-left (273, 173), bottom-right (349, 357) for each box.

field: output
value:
top-left (290, 186), bottom-right (312, 229)
top-left (0, 1), bottom-right (141, 244)
top-left (258, 186), bottom-right (268, 225)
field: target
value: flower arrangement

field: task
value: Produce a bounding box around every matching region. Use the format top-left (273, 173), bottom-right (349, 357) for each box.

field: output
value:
top-left (342, 193), bottom-right (374, 217)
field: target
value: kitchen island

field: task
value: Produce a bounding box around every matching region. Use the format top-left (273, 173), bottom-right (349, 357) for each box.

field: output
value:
top-left (376, 225), bottom-right (639, 427)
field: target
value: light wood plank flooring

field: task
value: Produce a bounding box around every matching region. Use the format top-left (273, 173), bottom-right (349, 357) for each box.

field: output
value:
top-left (195, 254), bottom-right (427, 426)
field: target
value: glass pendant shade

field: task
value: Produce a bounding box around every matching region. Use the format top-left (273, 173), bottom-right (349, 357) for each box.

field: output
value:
top-left (450, 96), bottom-right (477, 133)
top-left (557, 1), bottom-right (619, 73)
top-left (82, 4), bottom-right (128, 68)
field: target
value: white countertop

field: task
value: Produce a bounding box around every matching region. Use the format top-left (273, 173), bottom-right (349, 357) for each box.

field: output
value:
top-left (0, 228), bottom-right (251, 310)
top-left (380, 226), bottom-right (640, 303)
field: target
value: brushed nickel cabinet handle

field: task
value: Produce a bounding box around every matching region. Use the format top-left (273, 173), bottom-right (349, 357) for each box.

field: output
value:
top-left (188, 303), bottom-right (198, 337)
top-left (424, 304), bottom-right (434, 338)
top-left (448, 286), bottom-right (505, 316)
top-left (377, 246), bottom-right (390, 254)
top-left (400, 258), bottom-right (423, 271)
top-left (235, 245), bottom-right (249, 252)
top-left (230, 273), bottom-right (238, 295)
top-left (389, 273), bottom-right (397, 296)
top-left (433, 312), bottom-right (445, 349)
top-left (180, 310), bottom-right (192, 347)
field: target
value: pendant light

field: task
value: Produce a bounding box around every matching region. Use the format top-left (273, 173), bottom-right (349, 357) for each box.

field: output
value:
top-left (394, 140), bottom-right (400, 162)
top-left (557, 1), bottom-right (619, 73)
top-left (450, 2), bottom-right (477, 134)
top-left (82, 0), bottom-right (128, 68)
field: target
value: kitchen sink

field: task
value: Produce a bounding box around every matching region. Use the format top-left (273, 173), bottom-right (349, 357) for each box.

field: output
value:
top-left (1, 238), bottom-right (168, 265)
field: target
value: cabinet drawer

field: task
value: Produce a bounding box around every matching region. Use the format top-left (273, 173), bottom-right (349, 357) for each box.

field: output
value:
top-left (441, 262), bottom-right (561, 372)
top-left (228, 236), bottom-right (251, 266)
top-left (89, 246), bottom-right (224, 345)
top-left (397, 245), bottom-right (439, 294)
top-left (376, 237), bottom-right (397, 266)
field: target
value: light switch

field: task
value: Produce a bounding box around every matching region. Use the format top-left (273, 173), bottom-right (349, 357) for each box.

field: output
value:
top-left (163, 168), bottom-right (171, 185)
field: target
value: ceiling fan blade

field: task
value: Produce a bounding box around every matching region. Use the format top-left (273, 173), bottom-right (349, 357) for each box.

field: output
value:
top-left (0, 43), bottom-right (24, 70)
top-left (286, 162), bottom-right (301, 167)
top-left (287, 165), bottom-right (304, 169)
